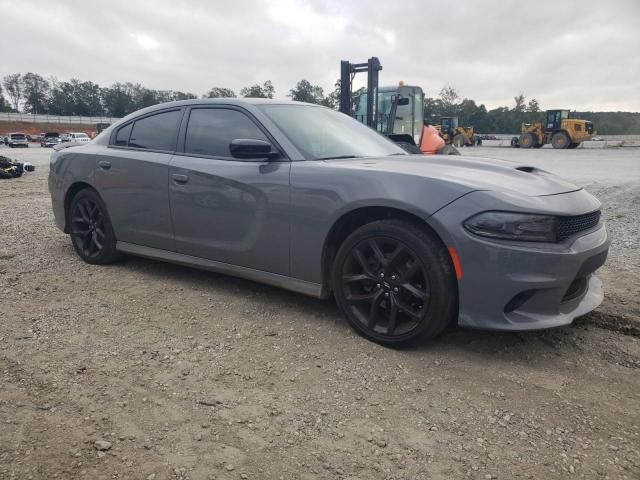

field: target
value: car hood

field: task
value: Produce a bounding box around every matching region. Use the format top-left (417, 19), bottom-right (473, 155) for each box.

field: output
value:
top-left (327, 155), bottom-right (581, 197)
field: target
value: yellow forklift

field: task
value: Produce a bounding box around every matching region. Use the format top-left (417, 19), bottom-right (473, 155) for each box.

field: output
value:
top-left (340, 58), bottom-right (458, 155)
top-left (511, 109), bottom-right (595, 149)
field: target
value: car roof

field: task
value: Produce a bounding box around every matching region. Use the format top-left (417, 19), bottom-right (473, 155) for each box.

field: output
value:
top-left (119, 98), bottom-right (320, 121)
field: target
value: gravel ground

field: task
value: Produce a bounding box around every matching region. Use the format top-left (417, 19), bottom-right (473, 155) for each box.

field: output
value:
top-left (1, 145), bottom-right (639, 480)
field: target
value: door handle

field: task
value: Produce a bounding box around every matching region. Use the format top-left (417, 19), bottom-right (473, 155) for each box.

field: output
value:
top-left (97, 160), bottom-right (111, 170)
top-left (172, 173), bottom-right (189, 184)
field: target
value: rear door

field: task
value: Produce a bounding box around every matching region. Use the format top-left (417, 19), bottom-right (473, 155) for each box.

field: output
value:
top-left (168, 106), bottom-right (290, 275)
top-left (94, 108), bottom-right (183, 251)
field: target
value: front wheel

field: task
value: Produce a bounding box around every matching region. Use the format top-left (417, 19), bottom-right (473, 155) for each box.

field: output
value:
top-left (69, 188), bottom-right (121, 265)
top-left (519, 132), bottom-right (536, 149)
top-left (552, 132), bottom-right (570, 149)
top-left (452, 134), bottom-right (466, 147)
top-left (332, 220), bottom-right (457, 347)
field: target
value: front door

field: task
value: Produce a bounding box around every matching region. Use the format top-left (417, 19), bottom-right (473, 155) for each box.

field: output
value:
top-left (168, 106), bottom-right (290, 276)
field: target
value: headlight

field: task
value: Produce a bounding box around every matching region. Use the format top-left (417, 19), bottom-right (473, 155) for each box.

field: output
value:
top-left (464, 211), bottom-right (556, 242)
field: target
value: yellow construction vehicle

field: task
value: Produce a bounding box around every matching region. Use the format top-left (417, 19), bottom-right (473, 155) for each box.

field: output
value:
top-left (435, 117), bottom-right (477, 147)
top-left (511, 109), bottom-right (595, 149)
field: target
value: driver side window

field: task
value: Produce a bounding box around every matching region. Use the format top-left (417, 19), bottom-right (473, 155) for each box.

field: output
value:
top-left (184, 108), bottom-right (268, 158)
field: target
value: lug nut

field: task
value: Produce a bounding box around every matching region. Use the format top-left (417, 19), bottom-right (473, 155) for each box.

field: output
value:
top-left (391, 275), bottom-right (397, 280)
top-left (379, 272), bottom-right (385, 278)
top-left (393, 287), bottom-right (399, 293)
top-left (384, 292), bottom-right (389, 297)
top-left (376, 283), bottom-right (381, 289)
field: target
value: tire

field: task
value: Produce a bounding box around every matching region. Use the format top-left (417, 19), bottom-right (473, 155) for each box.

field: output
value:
top-left (68, 188), bottom-right (121, 265)
top-left (551, 132), bottom-right (570, 149)
top-left (452, 134), bottom-right (466, 147)
top-left (510, 137), bottom-right (520, 148)
top-left (332, 219), bottom-right (457, 347)
top-left (519, 132), bottom-right (536, 149)
top-left (568, 142), bottom-right (580, 149)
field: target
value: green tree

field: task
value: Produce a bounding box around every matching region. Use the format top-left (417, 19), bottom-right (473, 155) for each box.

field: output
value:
top-left (240, 80), bottom-right (275, 99)
top-left (204, 87), bottom-right (236, 98)
top-left (513, 93), bottom-right (526, 112)
top-left (318, 79), bottom-right (340, 109)
top-left (527, 98), bottom-right (540, 112)
top-left (0, 84), bottom-right (9, 112)
top-left (439, 85), bottom-right (460, 114)
top-left (2, 74), bottom-right (23, 111)
top-left (22, 73), bottom-right (50, 114)
top-left (101, 83), bottom-right (135, 117)
top-left (288, 79), bottom-right (325, 104)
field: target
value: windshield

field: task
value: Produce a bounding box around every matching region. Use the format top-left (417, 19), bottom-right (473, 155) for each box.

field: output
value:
top-left (11, 134), bottom-right (25, 139)
top-left (75, 133), bottom-right (88, 138)
top-left (259, 104), bottom-right (406, 160)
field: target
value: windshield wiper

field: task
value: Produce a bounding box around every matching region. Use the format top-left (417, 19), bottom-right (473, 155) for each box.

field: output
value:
top-left (318, 155), bottom-right (358, 160)
top-left (387, 152), bottom-right (407, 156)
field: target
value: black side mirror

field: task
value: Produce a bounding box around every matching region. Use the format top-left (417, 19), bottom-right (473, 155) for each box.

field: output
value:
top-left (229, 138), bottom-right (278, 160)
top-left (397, 97), bottom-right (410, 106)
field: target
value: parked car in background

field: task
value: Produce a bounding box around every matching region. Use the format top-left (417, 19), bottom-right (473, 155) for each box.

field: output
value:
top-left (68, 132), bottom-right (91, 145)
top-left (41, 132), bottom-right (61, 148)
top-left (49, 99), bottom-right (610, 347)
top-left (60, 133), bottom-right (71, 142)
top-left (5, 132), bottom-right (29, 148)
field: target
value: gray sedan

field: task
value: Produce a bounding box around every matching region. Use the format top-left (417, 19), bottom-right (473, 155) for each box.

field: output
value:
top-left (48, 99), bottom-right (609, 346)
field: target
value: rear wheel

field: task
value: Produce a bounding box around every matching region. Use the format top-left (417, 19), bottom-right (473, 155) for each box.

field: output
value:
top-left (332, 220), bottom-right (457, 347)
top-left (452, 134), bottom-right (466, 147)
top-left (69, 189), bottom-right (121, 265)
top-left (519, 133), bottom-right (536, 149)
top-left (551, 132), bottom-right (570, 149)
top-left (510, 137), bottom-right (520, 148)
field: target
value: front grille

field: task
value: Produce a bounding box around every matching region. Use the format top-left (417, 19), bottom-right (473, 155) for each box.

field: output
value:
top-left (556, 210), bottom-right (601, 241)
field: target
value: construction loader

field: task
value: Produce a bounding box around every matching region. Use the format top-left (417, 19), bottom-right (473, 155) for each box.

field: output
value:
top-left (435, 117), bottom-right (477, 147)
top-left (511, 109), bottom-right (595, 149)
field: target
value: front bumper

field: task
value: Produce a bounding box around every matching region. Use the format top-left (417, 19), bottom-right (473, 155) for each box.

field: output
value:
top-left (430, 190), bottom-right (610, 331)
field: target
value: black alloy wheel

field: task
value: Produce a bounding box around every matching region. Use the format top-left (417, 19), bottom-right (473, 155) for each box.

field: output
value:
top-left (69, 189), bottom-right (121, 264)
top-left (333, 220), bottom-right (457, 347)
top-left (341, 237), bottom-right (430, 337)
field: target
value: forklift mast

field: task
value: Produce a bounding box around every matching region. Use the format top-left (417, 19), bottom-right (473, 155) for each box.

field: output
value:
top-left (339, 57), bottom-right (382, 127)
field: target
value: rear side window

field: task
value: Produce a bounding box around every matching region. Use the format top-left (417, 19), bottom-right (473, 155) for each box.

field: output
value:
top-left (114, 123), bottom-right (132, 146)
top-left (184, 108), bottom-right (267, 158)
top-left (128, 110), bottom-right (181, 151)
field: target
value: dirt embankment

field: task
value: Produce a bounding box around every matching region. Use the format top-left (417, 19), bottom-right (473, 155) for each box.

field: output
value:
top-left (0, 121), bottom-right (97, 138)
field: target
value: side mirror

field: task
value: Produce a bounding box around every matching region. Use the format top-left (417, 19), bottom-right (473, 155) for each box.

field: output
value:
top-left (397, 98), bottom-right (410, 106)
top-left (229, 138), bottom-right (278, 160)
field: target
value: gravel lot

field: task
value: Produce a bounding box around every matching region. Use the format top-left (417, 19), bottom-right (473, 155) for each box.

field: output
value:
top-left (1, 145), bottom-right (639, 480)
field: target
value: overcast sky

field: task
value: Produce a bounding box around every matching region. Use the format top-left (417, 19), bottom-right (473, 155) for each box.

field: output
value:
top-left (4, 0), bottom-right (639, 111)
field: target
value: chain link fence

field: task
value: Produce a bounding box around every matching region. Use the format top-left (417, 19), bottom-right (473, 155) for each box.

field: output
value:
top-left (0, 112), bottom-right (120, 125)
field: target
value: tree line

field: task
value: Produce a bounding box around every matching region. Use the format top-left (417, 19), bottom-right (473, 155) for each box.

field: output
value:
top-left (1, 73), bottom-right (638, 134)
